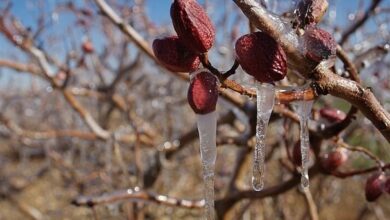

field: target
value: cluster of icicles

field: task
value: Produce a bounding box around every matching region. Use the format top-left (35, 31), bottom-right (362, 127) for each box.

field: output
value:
top-left (194, 78), bottom-right (313, 219)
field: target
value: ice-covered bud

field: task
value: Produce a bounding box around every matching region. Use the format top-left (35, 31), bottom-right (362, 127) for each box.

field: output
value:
top-left (320, 149), bottom-right (348, 173)
top-left (365, 172), bottom-right (385, 202)
top-left (319, 107), bottom-right (346, 123)
top-left (235, 32), bottom-right (287, 83)
top-left (153, 36), bottom-right (201, 72)
top-left (303, 27), bottom-right (336, 64)
top-left (170, 0), bottom-right (215, 54)
top-left (187, 71), bottom-right (219, 114)
top-left (296, 0), bottom-right (329, 28)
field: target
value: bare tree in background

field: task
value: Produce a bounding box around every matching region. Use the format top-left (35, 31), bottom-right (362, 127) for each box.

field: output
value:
top-left (0, 0), bottom-right (389, 219)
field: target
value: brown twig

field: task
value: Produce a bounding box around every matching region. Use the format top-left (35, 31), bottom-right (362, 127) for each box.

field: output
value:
top-left (233, 0), bottom-right (390, 142)
top-left (339, 0), bottom-right (383, 45)
top-left (329, 163), bottom-right (390, 178)
top-left (336, 139), bottom-right (384, 169)
top-left (302, 188), bottom-right (319, 220)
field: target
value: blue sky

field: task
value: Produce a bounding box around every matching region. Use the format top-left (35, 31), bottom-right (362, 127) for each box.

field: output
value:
top-left (1, 0), bottom-right (389, 63)
top-left (5, 0), bottom-right (389, 29)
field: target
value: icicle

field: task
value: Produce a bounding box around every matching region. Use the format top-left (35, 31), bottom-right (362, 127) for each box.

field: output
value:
top-left (197, 111), bottom-right (217, 220)
top-left (252, 83), bottom-right (275, 191)
top-left (294, 99), bottom-right (313, 188)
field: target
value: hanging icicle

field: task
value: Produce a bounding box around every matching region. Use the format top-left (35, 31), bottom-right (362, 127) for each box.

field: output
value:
top-left (293, 94), bottom-right (314, 188)
top-left (252, 83), bottom-right (275, 191)
top-left (187, 70), bottom-right (219, 220)
top-left (235, 31), bottom-right (287, 190)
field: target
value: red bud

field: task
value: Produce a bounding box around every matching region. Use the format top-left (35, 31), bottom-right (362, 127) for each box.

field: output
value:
top-left (303, 27), bottom-right (336, 63)
top-left (319, 107), bottom-right (346, 123)
top-left (365, 172), bottom-right (385, 202)
top-left (187, 71), bottom-right (218, 114)
top-left (153, 36), bottom-right (200, 72)
top-left (171, 0), bottom-right (215, 54)
top-left (320, 149), bottom-right (347, 173)
top-left (235, 32), bottom-right (287, 83)
top-left (82, 40), bottom-right (94, 54)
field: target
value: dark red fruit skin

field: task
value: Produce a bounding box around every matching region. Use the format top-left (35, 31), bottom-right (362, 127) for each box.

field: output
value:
top-left (235, 32), bottom-right (287, 83)
top-left (152, 36), bottom-right (200, 72)
top-left (187, 71), bottom-right (218, 114)
top-left (365, 173), bottom-right (384, 202)
top-left (319, 107), bottom-right (346, 123)
top-left (385, 177), bottom-right (390, 194)
top-left (320, 149), bottom-right (347, 173)
top-left (303, 27), bottom-right (336, 63)
top-left (170, 0), bottom-right (215, 54)
top-left (296, 0), bottom-right (328, 28)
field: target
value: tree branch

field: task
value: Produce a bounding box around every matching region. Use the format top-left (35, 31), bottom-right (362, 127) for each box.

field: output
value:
top-left (233, 0), bottom-right (390, 142)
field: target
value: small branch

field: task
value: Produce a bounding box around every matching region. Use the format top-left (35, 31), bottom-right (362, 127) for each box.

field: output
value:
top-left (336, 45), bottom-right (360, 83)
top-left (339, 0), bottom-right (383, 45)
top-left (0, 113), bottom-right (154, 145)
top-left (72, 188), bottom-right (204, 209)
top-left (329, 163), bottom-right (390, 178)
top-left (302, 188), bottom-right (319, 220)
top-left (336, 139), bottom-right (384, 169)
top-left (234, 0), bottom-right (390, 142)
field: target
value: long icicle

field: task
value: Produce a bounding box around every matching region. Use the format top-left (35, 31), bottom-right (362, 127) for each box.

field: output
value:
top-left (296, 100), bottom-right (313, 188)
top-left (252, 83), bottom-right (275, 191)
top-left (197, 111), bottom-right (217, 220)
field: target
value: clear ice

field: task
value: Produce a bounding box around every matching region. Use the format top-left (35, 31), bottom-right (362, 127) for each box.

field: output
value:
top-left (252, 83), bottom-right (275, 191)
top-left (294, 100), bottom-right (314, 188)
top-left (197, 111), bottom-right (217, 220)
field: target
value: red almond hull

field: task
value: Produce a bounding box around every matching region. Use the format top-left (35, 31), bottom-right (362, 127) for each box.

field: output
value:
top-left (153, 36), bottom-right (200, 73)
top-left (320, 150), bottom-right (347, 173)
top-left (303, 27), bottom-right (336, 63)
top-left (235, 32), bottom-right (287, 83)
top-left (171, 0), bottom-right (215, 54)
top-left (365, 173), bottom-right (384, 202)
top-left (187, 71), bottom-right (219, 114)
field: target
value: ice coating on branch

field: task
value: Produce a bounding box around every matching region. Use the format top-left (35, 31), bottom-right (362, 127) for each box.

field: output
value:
top-left (295, 0), bottom-right (329, 28)
top-left (252, 83), bottom-right (275, 191)
top-left (197, 111), bottom-right (217, 219)
top-left (302, 27), bottom-right (336, 67)
top-left (293, 99), bottom-right (313, 188)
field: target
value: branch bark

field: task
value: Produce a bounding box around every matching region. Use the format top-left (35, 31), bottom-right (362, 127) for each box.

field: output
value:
top-left (233, 0), bottom-right (390, 142)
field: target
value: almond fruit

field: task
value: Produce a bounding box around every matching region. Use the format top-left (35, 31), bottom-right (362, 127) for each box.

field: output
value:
top-left (153, 36), bottom-right (200, 72)
top-left (170, 0), bottom-right (215, 53)
top-left (235, 32), bottom-right (287, 83)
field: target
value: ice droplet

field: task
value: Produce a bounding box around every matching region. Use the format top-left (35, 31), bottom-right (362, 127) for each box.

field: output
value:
top-left (293, 99), bottom-right (313, 188)
top-left (197, 111), bottom-right (217, 220)
top-left (252, 83), bottom-right (275, 191)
